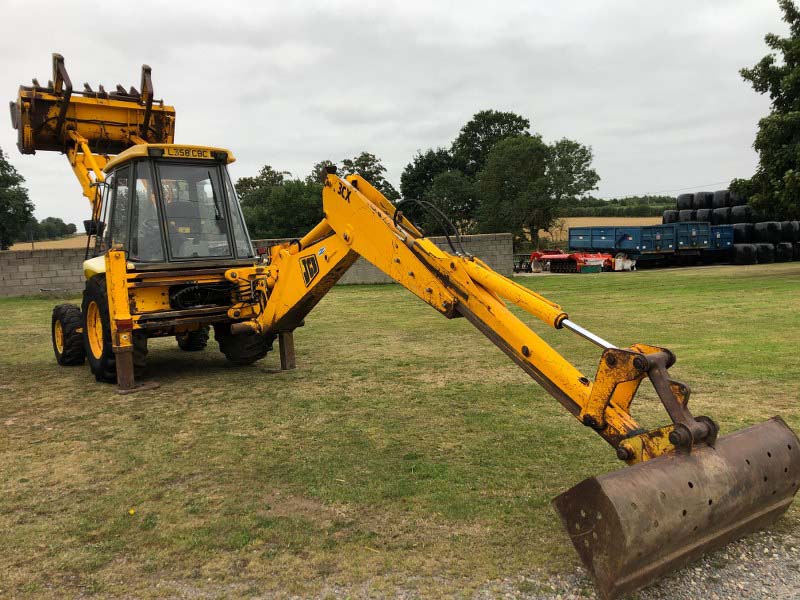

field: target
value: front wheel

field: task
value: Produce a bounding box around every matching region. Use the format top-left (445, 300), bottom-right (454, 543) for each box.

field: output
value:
top-left (214, 324), bottom-right (274, 365)
top-left (176, 327), bottom-right (209, 351)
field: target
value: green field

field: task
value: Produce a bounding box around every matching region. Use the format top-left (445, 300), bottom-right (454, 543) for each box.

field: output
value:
top-left (1, 264), bottom-right (799, 598)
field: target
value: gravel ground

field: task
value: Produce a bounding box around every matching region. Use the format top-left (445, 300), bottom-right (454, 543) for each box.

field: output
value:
top-left (475, 529), bottom-right (800, 600)
top-left (127, 528), bottom-right (800, 599)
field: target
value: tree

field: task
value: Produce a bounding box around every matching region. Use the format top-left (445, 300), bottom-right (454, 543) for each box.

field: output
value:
top-left (546, 139), bottom-right (600, 206)
top-left (451, 110), bottom-right (531, 177)
top-left (0, 147), bottom-right (34, 249)
top-left (420, 170), bottom-right (477, 235)
top-left (475, 135), bottom-right (552, 246)
top-left (399, 148), bottom-right (454, 201)
top-left (240, 180), bottom-right (323, 240)
top-left (236, 163), bottom-right (325, 239)
top-left (340, 151), bottom-right (400, 200)
top-left (731, 0), bottom-right (800, 219)
top-left (305, 159), bottom-right (338, 185)
top-left (235, 165), bottom-right (290, 197)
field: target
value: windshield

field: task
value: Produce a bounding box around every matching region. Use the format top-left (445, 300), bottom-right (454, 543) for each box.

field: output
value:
top-left (157, 163), bottom-right (232, 259)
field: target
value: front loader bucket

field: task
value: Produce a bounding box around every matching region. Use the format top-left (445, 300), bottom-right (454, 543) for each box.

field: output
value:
top-left (553, 417), bottom-right (800, 599)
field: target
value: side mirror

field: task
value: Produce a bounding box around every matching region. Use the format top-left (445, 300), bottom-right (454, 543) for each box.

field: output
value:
top-left (83, 219), bottom-right (105, 236)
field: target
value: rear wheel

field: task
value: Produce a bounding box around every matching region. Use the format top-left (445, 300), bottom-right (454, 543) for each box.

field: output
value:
top-left (214, 324), bottom-right (274, 365)
top-left (52, 304), bottom-right (86, 365)
top-left (176, 326), bottom-right (209, 351)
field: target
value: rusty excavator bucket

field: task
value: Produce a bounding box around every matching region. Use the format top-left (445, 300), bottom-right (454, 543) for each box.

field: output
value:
top-left (553, 417), bottom-right (800, 599)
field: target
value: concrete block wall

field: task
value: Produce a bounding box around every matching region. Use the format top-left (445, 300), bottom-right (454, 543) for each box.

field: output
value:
top-left (0, 249), bottom-right (86, 297)
top-left (0, 233), bottom-right (513, 297)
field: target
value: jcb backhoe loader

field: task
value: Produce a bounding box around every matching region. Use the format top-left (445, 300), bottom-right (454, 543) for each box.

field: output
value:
top-left (10, 55), bottom-right (800, 599)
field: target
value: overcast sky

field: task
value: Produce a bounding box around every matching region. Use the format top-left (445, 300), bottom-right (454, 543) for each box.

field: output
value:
top-left (0, 0), bottom-right (786, 225)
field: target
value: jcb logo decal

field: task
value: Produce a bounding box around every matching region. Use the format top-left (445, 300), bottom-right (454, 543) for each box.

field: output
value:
top-left (301, 255), bottom-right (320, 287)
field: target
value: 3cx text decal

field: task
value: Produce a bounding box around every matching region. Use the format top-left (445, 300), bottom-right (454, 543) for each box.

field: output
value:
top-left (336, 181), bottom-right (351, 202)
top-left (301, 254), bottom-right (320, 287)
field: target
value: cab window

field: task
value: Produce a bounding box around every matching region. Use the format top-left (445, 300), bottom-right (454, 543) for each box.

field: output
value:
top-left (157, 163), bottom-right (231, 259)
top-left (224, 171), bottom-right (254, 258)
top-left (129, 162), bottom-right (165, 262)
top-left (107, 166), bottom-right (130, 250)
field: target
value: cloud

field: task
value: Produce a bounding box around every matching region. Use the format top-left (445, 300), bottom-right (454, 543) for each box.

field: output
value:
top-left (0, 0), bottom-right (784, 224)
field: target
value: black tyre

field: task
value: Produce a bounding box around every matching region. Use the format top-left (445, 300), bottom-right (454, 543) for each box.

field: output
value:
top-left (732, 244), bottom-right (758, 265)
top-left (695, 208), bottom-right (713, 222)
top-left (52, 304), bottom-right (86, 366)
top-left (678, 209), bottom-right (695, 222)
top-left (776, 242), bottom-right (794, 262)
top-left (214, 324), bottom-right (275, 366)
top-left (662, 210), bottom-right (678, 224)
top-left (712, 190), bottom-right (729, 209)
top-left (730, 205), bottom-right (753, 223)
top-left (754, 222), bottom-right (781, 244)
top-left (756, 243), bottom-right (775, 264)
top-left (676, 193), bottom-right (694, 211)
top-left (177, 326), bottom-right (210, 351)
top-left (693, 191), bottom-right (714, 210)
top-left (82, 275), bottom-right (147, 382)
top-left (732, 223), bottom-right (754, 244)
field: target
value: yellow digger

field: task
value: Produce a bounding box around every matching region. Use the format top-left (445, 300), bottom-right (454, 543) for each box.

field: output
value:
top-left (10, 54), bottom-right (800, 599)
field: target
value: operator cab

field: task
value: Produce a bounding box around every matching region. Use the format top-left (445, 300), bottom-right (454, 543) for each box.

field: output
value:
top-left (93, 144), bottom-right (254, 267)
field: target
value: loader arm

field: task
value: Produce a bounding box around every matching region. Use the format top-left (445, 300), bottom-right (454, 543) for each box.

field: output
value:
top-left (229, 169), bottom-right (800, 600)
top-left (10, 53), bottom-right (175, 221)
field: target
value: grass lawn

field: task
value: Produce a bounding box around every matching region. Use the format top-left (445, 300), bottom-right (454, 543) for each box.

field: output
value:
top-left (1, 263), bottom-right (798, 598)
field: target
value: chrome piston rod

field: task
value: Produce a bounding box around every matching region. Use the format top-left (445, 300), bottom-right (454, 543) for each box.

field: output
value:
top-left (561, 319), bottom-right (616, 350)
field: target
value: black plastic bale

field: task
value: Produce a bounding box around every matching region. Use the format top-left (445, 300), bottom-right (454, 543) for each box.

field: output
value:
top-left (730, 205), bottom-right (753, 223)
top-left (754, 221), bottom-right (782, 244)
top-left (678, 209), bottom-right (695, 222)
top-left (757, 243), bottom-right (776, 263)
top-left (695, 208), bottom-right (713, 222)
top-left (776, 242), bottom-right (794, 262)
top-left (780, 221), bottom-right (794, 242)
top-left (711, 207), bottom-right (731, 225)
top-left (732, 223), bottom-right (754, 243)
top-left (733, 244), bottom-right (758, 264)
top-left (676, 193), bottom-right (694, 211)
top-left (794, 242), bottom-right (800, 261)
top-left (693, 191), bottom-right (714, 210)
top-left (712, 190), bottom-right (729, 209)
top-left (728, 190), bottom-right (747, 207)
top-left (787, 220), bottom-right (800, 243)
top-left (662, 210), bottom-right (679, 224)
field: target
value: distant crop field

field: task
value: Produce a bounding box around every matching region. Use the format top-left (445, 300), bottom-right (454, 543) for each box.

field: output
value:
top-left (0, 264), bottom-right (798, 597)
top-left (540, 216), bottom-right (662, 241)
top-left (9, 235), bottom-right (86, 251)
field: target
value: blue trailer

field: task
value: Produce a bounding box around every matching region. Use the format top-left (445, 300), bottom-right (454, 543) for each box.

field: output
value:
top-left (568, 224), bottom-right (678, 260)
top-left (675, 222), bottom-right (711, 253)
top-left (710, 225), bottom-right (734, 252)
top-left (567, 222), bottom-right (716, 263)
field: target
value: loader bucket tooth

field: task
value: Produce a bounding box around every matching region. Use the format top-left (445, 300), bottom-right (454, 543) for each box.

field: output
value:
top-left (553, 417), bottom-right (800, 600)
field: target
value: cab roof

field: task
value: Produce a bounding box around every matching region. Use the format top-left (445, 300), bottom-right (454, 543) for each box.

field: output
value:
top-left (103, 144), bottom-right (236, 173)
